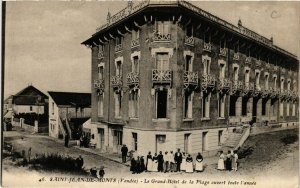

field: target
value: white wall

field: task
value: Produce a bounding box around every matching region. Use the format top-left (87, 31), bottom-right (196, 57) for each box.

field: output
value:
top-left (14, 105), bottom-right (44, 114)
top-left (48, 96), bottom-right (59, 138)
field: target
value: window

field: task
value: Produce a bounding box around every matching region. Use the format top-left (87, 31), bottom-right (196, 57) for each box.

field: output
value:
top-left (132, 29), bottom-right (139, 40)
top-left (116, 61), bottom-right (122, 76)
top-left (52, 102), bottom-right (54, 115)
top-left (30, 106), bottom-right (33, 111)
top-left (255, 72), bottom-right (260, 86)
top-left (292, 103), bottom-right (296, 116)
top-left (265, 74), bottom-right (269, 89)
top-left (273, 76), bottom-right (277, 88)
top-left (132, 56), bottom-right (139, 73)
top-left (280, 78), bottom-right (284, 91)
top-left (280, 102), bottom-right (283, 117)
top-left (203, 58), bottom-right (211, 75)
top-left (116, 36), bottom-right (122, 45)
top-left (98, 94), bottom-right (104, 117)
top-left (129, 90), bottom-right (139, 118)
top-left (245, 70), bottom-right (250, 86)
top-left (218, 130), bottom-right (223, 146)
top-left (218, 94), bottom-right (225, 118)
top-left (286, 103), bottom-right (290, 117)
top-left (156, 90), bottom-right (168, 119)
top-left (132, 133), bottom-right (138, 151)
top-left (233, 67), bottom-right (238, 81)
top-left (287, 80), bottom-right (291, 91)
top-left (114, 130), bottom-right (123, 145)
top-left (98, 65), bottom-right (104, 79)
top-left (184, 134), bottom-right (191, 153)
top-left (185, 55), bottom-right (192, 72)
top-left (156, 20), bottom-right (170, 35)
top-left (202, 92), bottom-right (210, 118)
top-left (219, 63), bottom-right (225, 79)
top-left (242, 97), bottom-right (248, 116)
top-left (184, 91), bottom-right (193, 119)
top-left (115, 93), bottom-right (122, 118)
top-left (156, 53), bottom-right (169, 70)
top-left (262, 98), bottom-right (267, 116)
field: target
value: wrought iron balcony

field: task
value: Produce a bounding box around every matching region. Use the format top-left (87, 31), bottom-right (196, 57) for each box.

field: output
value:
top-left (153, 32), bottom-right (171, 42)
top-left (98, 50), bottom-right (104, 59)
top-left (243, 82), bottom-right (254, 96)
top-left (131, 39), bottom-right (140, 48)
top-left (183, 71), bottom-right (198, 89)
top-left (292, 91), bottom-right (299, 101)
top-left (115, 44), bottom-right (123, 52)
top-left (218, 78), bottom-right (231, 92)
top-left (286, 90), bottom-right (293, 101)
top-left (201, 74), bottom-right (216, 91)
top-left (245, 57), bottom-right (252, 64)
top-left (152, 69), bottom-right (172, 85)
top-left (219, 48), bottom-right (227, 57)
top-left (126, 72), bottom-right (139, 87)
top-left (261, 86), bottom-right (271, 98)
top-left (111, 75), bottom-right (123, 90)
top-left (269, 87), bottom-right (279, 99)
top-left (231, 80), bottom-right (243, 95)
top-left (184, 36), bottom-right (194, 46)
top-left (233, 53), bottom-right (240, 61)
top-left (252, 84), bottom-right (262, 97)
top-left (203, 42), bottom-right (212, 52)
top-left (94, 79), bottom-right (105, 93)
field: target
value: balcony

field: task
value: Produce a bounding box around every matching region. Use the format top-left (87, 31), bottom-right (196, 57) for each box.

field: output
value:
top-left (231, 80), bottom-right (243, 95)
top-left (261, 86), bottom-right (271, 98)
top-left (243, 82), bottom-right (254, 96)
top-left (245, 57), bottom-right (252, 64)
top-left (131, 39), bottom-right (140, 48)
top-left (183, 71), bottom-right (198, 89)
top-left (111, 75), bottom-right (123, 90)
top-left (201, 74), bottom-right (216, 91)
top-left (153, 32), bottom-right (171, 42)
top-left (98, 50), bottom-right (104, 59)
top-left (292, 91), bottom-right (299, 101)
top-left (203, 42), bottom-right (212, 52)
top-left (218, 78), bottom-right (231, 92)
top-left (152, 69), bottom-right (172, 86)
top-left (256, 60), bottom-right (262, 67)
top-left (219, 48), bottom-right (227, 57)
top-left (184, 36), bottom-right (194, 46)
top-left (126, 72), bottom-right (139, 88)
top-left (94, 79), bottom-right (105, 93)
top-left (252, 84), bottom-right (262, 97)
top-left (115, 44), bottom-right (123, 53)
top-left (269, 87), bottom-right (279, 99)
top-left (233, 53), bottom-right (240, 61)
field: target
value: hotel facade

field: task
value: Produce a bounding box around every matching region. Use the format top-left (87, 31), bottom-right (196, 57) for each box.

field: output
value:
top-left (82, 1), bottom-right (299, 155)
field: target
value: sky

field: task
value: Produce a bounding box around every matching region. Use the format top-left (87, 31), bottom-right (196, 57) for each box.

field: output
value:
top-left (4, 1), bottom-right (300, 99)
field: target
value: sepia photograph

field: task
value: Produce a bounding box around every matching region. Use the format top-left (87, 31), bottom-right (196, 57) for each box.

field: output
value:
top-left (1, 1), bottom-right (299, 187)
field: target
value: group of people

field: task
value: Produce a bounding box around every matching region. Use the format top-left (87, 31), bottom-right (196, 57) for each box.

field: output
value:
top-left (129, 148), bottom-right (204, 174)
top-left (217, 150), bottom-right (239, 171)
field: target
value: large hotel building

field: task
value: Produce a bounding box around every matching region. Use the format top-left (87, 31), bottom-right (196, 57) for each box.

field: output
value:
top-left (82, 1), bottom-right (299, 155)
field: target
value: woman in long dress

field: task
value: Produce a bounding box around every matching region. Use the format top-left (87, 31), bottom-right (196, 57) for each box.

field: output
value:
top-left (152, 153), bottom-right (158, 172)
top-left (181, 152), bottom-right (186, 171)
top-left (185, 154), bottom-right (193, 173)
top-left (232, 150), bottom-right (238, 171)
top-left (217, 150), bottom-right (225, 170)
top-left (226, 150), bottom-right (232, 171)
top-left (195, 152), bottom-right (203, 172)
top-left (146, 152), bottom-right (152, 172)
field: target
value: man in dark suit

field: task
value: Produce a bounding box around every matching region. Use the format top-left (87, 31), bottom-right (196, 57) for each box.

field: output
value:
top-left (121, 144), bottom-right (128, 163)
top-left (174, 148), bottom-right (182, 172)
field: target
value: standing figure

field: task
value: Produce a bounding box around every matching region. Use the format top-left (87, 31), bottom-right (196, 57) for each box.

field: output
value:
top-left (217, 151), bottom-right (225, 170)
top-left (99, 166), bottom-right (105, 178)
top-left (195, 152), bottom-right (203, 172)
top-left (76, 155), bottom-right (84, 170)
top-left (169, 151), bottom-right (175, 172)
top-left (90, 167), bottom-right (97, 178)
top-left (185, 154), bottom-right (194, 173)
top-left (121, 144), bottom-right (128, 163)
top-left (130, 157), bottom-right (136, 174)
top-left (136, 156), bottom-right (141, 174)
top-left (64, 134), bottom-right (70, 147)
top-left (79, 135), bottom-right (84, 147)
top-left (157, 151), bottom-right (164, 172)
top-left (146, 152), bottom-right (152, 172)
top-left (174, 149), bottom-right (182, 172)
top-left (232, 150), bottom-right (239, 171)
top-left (140, 156), bottom-right (146, 172)
top-left (226, 150), bottom-right (232, 171)
top-left (164, 151), bottom-right (169, 173)
top-left (181, 152), bottom-right (186, 171)
top-left (152, 153), bottom-right (158, 172)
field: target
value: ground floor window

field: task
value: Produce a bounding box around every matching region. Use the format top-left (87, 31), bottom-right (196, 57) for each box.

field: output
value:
top-left (229, 96), bottom-right (237, 116)
top-left (262, 98), bottom-right (267, 116)
top-left (132, 132), bottom-right (138, 151)
top-left (184, 133), bottom-right (191, 153)
top-left (113, 130), bottom-right (123, 145)
top-left (202, 132), bottom-right (208, 151)
top-left (242, 97), bottom-right (248, 116)
top-left (279, 101), bottom-right (283, 117)
top-left (292, 103), bottom-right (296, 116)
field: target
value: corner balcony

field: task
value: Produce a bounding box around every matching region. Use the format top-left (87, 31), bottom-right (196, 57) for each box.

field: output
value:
top-left (203, 42), bottom-right (212, 52)
top-left (242, 82), bottom-right (254, 96)
top-left (111, 75), bottom-right (123, 91)
top-left (184, 36), bottom-right (194, 46)
top-left (131, 39), bottom-right (140, 48)
top-left (115, 44), bottom-right (123, 53)
top-left (218, 78), bottom-right (231, 92)
top-left (245, 57), bottom-right (252, 65)
top-left (183, 71), bottom-right (198, 89)
top-left (126, 72), bottom-right (139, 88)
top-left (152, 69), bottom-right (172, 86)
top-left (98, 50), bottom-right (104, 59)
top-left (153, 32), bottom-right (171, 42)
top-left (219, 48), bottom-right (227, 57)
top-left (233, 53), bottom-right (240, 61)
top-left (231, 80), bottom-right (243, 95)
top-left (94, 79), bottom-right (105, 93)
top-left (252, 84), bottom-right (262, 97)
top-left (201, 74), bottom-right (216, 91)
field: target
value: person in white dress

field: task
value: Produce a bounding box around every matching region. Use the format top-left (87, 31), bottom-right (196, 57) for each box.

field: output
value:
top-left (146, 151), bottom-right (153, 172)
top-left (181, 152), bottom-right (186, 171)
top-left (152, 153), bottom-right (158, 172)
top-left (185, 154), bottom-right (193, 173)
top-left (195, 152), bottom-right (203, 172)
top-left (232, 150), bottom-right (239, 171)
top-left (217, 150), bottom-right (225, 170)
top-left (169, 151), bottom-right (175, 172)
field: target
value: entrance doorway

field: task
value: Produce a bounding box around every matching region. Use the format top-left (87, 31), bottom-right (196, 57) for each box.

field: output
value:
top-left (184, 133), bottom-right (191, 153)
top-left (113, 130), bottom-right (122, 153)
top-left (132, 133), bottom-right (137, 151)
top-left (202, 132), bottom-right (208, 151)
top-left (97, 128), bottom-right (104, 149)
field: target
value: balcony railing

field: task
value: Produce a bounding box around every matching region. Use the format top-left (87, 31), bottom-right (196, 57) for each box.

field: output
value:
top-left (261, 86), bottom-right (271, 98)
top-left (218, 78), bottom-right (231, 92)
top-left (153, 32), bottom-right (171, 42)
top-left (233, 53), bottom-right (240, 61)
top-left (152, 69), bottom-right (172, 85)
top-left (256, 60), bottom-right (262, 67)
top-left (245, 57), bottom-right (252, 64)
top-left (203, 42), bottom-right (212, 52)
top-left (243, 82), bottom-right (254, 96)
top-left (252, 84), bottom-right (262, 97)
top-left (184, 36), bottom-right (194, 46)
top-left (219, 48), bottom-right (227, 57)
top-left (131, 38), bottom-right (140, 48)
top-left (183, 71), bottom-right (198, 89)
top-left (292, 91), bottom-right (299, 101)
top-left (269, 87), bottom-right (279, 99)
top-left (231, 80), bottom-right (243, 95)
top-left (98, 50), bottom-right (104, 59)
top-left (111, 75), bottom-right (123, 90)
top-left (126, 72), bottom-right (139, 87)
top-left (201, 74), bottom-right (216, 90)
top-left (94, 79), bottom-right (105, 93)
top-left (115, 44), bottom-right (123, 52)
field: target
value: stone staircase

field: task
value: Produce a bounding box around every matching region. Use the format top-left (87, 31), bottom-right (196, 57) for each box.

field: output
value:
top-left (222, 125), bottom-right (251, 151)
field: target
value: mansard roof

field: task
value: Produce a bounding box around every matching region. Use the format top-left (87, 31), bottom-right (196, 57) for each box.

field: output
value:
top-left (82, 0), bottom-right (297, 61)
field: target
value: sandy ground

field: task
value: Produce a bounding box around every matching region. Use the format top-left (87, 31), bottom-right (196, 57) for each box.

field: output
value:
top-left (2, 128), bottom-right (299, 188)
